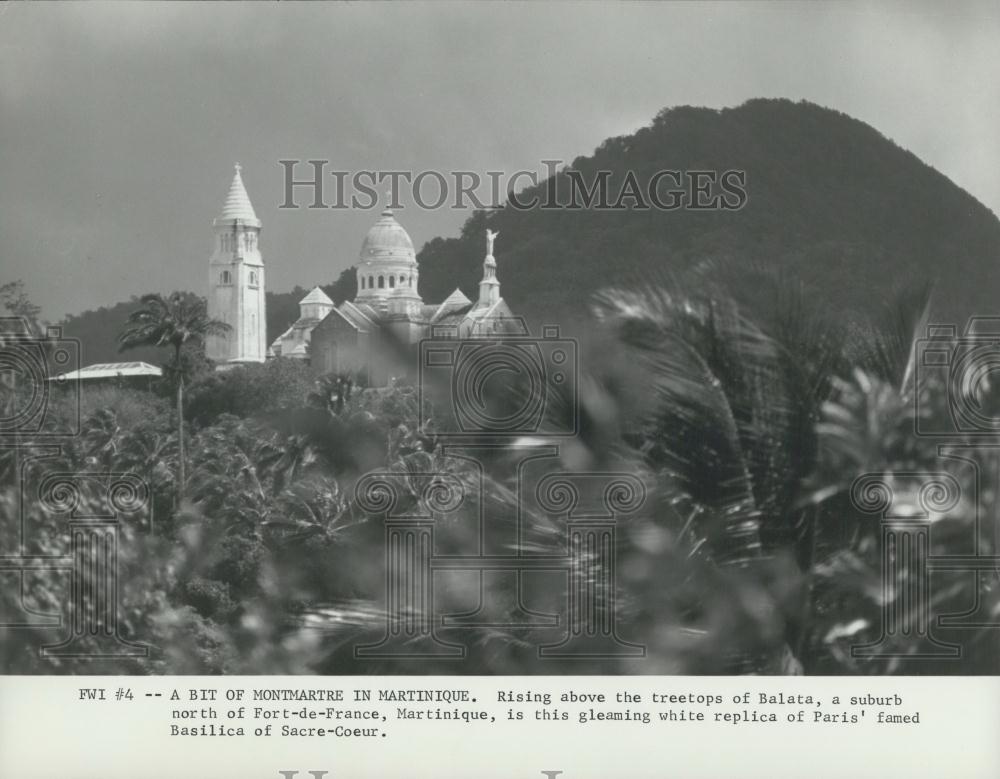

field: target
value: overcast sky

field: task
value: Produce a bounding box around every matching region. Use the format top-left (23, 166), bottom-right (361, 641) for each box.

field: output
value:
top-left (1, 1), bottom-right (998, 321)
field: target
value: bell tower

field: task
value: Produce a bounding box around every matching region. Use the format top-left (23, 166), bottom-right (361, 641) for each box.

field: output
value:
top-left (206, 164), bottom-right (267, 365)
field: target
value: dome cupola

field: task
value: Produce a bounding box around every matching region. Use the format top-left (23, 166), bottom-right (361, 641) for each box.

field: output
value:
top-left (354, 206), bottom-right (422, 313)
top-left (359, 207), bottom-right (416, 263)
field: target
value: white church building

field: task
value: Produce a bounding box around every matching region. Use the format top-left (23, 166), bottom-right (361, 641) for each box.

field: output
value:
top-left (206, 165), bottom-right (520, 384)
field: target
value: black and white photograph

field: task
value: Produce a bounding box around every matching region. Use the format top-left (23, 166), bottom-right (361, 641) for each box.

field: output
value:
top-left (1, 1), bottom-right (998, 776)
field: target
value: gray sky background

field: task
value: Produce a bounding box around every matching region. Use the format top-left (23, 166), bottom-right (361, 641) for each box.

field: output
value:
top-left (1, 1), bottom-right (998, 321)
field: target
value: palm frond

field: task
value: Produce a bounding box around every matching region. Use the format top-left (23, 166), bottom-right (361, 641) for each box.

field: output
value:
top-left (593, 283), bottom-right (777, 565)
top-left (848, 281), bottom-right (933, 395)
top-left (119, 292), bottom-right (230, 355)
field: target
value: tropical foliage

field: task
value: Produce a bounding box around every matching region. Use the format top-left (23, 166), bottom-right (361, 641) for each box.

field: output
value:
top-left (1, 269), bottom-right (997, 676)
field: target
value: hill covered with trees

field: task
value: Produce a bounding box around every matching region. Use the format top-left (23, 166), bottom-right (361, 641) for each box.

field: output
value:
top-left (419, 98), bottom-right (1000, 329)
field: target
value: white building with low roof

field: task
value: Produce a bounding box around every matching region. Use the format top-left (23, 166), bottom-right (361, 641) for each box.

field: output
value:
top-left (49, 361), bottom-right (162, 385)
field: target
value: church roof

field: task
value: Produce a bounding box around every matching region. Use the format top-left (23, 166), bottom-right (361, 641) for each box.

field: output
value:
top-left (430, 288), bottom-right (473, 322)
top-left (299, 286), bottom-right (334, 306)
top-left (330, 300), bottom-right (377, 331)
top-left (218, 164), bottom-right (260, 224)
top-left (360, 208), bottom-right (416, 264)
top-left (441, 287), bottom-right (472, 308)
top-left (434, 310), bottom-right (473, 327)
top-left (352, 302), bottom-right (380, 321)
top-left (269, 324), bottom-right (295, 350)
top-left (465, 300), bottom-right (529, 334)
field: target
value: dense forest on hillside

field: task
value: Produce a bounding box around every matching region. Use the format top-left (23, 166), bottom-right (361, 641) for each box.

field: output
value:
top-left (417, 99), bottom-right (1000, 329)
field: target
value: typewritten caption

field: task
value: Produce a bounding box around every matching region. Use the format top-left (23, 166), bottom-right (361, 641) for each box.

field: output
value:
top-left (78, 684), bottom-right (921, 739)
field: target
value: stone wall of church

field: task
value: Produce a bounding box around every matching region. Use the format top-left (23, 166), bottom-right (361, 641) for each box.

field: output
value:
top-left (311, 314), bottom-right (376, 385)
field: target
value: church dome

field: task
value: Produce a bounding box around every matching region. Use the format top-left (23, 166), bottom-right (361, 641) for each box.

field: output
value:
top-left (355, 208), bottom-right (422, 311)
top-left (360, 208), bottom-right (416, 264)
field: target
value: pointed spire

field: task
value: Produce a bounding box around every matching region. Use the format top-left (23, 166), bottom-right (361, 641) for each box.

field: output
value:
top-left (219, 163), bottom-right (259, 223)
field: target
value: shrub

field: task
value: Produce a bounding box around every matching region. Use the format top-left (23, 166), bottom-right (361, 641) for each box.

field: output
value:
top-left (186, 358), bottom-right (313, 427)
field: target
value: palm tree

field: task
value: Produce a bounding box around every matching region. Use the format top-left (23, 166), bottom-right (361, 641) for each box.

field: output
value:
top-left (589, 265), bottom-right (855, 672)
top-left (118, 292), bottom-right (229, 502)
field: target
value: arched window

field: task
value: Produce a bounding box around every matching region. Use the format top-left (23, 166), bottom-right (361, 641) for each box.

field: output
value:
top-left (389, 276), bottom-right (395, 288)
top-left (378, 276), bottom-right (385, 289)
top-left (220, 270), bottom-right (232, 284)
top-left (360, 277), bottom-right (365, 290)
top-left (409, 276), bottom-right (413, 287)
top-left (249, 271), bottom-right (258, 286)
top-left (399, 275), bottom-right (405, 287)
top-left (368, 275), bottom-right (374, 289)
